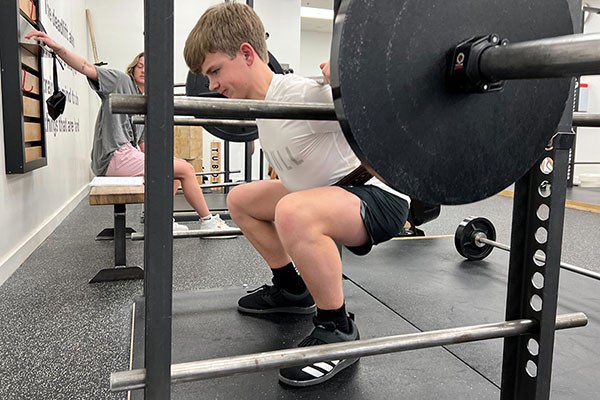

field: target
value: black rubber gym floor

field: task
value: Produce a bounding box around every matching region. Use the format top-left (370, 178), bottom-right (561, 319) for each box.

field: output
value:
top-left (1, 191), bottom-right (598, 399)
top-left (128, 237), bottom-right (599, 399)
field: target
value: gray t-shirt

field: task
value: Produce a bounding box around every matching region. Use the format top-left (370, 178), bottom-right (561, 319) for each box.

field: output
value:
top-left (88, 68), bottom-right (144, 176)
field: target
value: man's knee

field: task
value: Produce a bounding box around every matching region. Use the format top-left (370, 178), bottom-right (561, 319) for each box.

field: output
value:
top-left (275, 194), bottom-right (312, 238)
top-left (227, 185), bottom-right (248, 213)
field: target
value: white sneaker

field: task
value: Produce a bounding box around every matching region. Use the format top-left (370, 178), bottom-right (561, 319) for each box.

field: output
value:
top-left (173, 218), bottom-right (189, 232)
top-left (200, 214), bottom-right (229, 231)
top-left (200, 214), bottom-right (237, 239)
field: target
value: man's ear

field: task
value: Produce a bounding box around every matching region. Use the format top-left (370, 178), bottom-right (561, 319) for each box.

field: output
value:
top-left (240, 42), bottom-right (255, 65)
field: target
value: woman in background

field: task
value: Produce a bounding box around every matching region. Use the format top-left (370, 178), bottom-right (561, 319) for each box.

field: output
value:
top-left (25, 30), bottom-right (229, 232)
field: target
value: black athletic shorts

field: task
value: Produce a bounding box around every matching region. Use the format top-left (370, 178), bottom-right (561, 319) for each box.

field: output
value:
top-left (341, 185), bottom-right (410, 256)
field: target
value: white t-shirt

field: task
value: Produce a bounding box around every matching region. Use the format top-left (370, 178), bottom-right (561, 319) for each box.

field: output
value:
top-left (257, 73), bottom-right (410, 204)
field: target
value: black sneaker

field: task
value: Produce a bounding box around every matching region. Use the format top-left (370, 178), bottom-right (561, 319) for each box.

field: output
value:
top-left (237, 283), bottom-right (316, 314)
top-left (278, 316), bottom-right (360, 387)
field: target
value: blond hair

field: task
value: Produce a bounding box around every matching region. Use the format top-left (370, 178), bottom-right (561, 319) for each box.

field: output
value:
top-left (184, 2), bottom-right (268, 74)
top-left (126, 52), bottom-right (144, 80)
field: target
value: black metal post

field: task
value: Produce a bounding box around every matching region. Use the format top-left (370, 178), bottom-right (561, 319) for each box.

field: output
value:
top-left (114, 204), bottom-right (126, 266)
top-left (259, 148), bottom-right (265, 179)
top-left (224, 141), bottom-right (230, 193)
top-left (245, 142), bottom-right (253, 182)
top-left (567, 0), bottom-right (583, 188)
top-left (334, 0), bottom-right (341, 17)
top-left (143, 0), bottom-right (174, 399)
top-left (501, 117), bottom-right (574, 400)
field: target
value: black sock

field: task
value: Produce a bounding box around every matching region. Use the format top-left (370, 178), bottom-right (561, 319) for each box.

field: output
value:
top-left (271, 262), bottom-right (306, 294)
top-left (316, 304), bottom-right (351, 333)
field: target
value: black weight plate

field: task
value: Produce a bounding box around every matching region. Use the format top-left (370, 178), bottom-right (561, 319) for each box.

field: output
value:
top-left (455, 216), bottom-right (496, 261)
top-left (185, 51), bottom-right (284, 142)
top-left (331, 0), bottom-right (573, 204)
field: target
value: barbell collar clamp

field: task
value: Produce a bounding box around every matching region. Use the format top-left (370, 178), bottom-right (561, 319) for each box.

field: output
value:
top-left (472, 231), bottom-right (488, 248)
top-left (448, 34), bottom-right (506, 93)
top-left (449, 33), bottom-right (600, 92)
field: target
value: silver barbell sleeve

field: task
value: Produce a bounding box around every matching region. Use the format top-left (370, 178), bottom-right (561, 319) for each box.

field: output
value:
top-left (477, 237), bottom-right (600, 280)
top-left (480, 33), bottom-right (600, 80)
top-left (111, 94), bottom-right (338, 121)
top-left (572, 112), bottom-right (600, 127)
top-left (110, 312), bottom-right (587, 392)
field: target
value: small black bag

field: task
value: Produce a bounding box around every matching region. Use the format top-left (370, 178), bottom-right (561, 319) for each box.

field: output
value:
top-left (46, 52), bottom-right (66, 120)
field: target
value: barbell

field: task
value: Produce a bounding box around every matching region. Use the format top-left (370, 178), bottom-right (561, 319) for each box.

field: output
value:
top-left (455, 216), bottom-right (600, 281)
top-left (572, 112), bottom-right (600, 127)
top-left (111, 0), bottom-right (598, 206)
top-left (110, 311), bottom-right (587, 391)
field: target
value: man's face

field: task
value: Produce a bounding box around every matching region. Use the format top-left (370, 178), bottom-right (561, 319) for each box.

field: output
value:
top-left (201, 52), bottom-right (250, 99)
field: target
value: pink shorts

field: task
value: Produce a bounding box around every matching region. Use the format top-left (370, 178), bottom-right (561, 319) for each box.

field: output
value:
top-left (105, 143), bottom-right (145, 177)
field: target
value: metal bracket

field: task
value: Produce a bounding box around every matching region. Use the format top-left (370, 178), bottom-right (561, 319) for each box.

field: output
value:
top-left (448, 34), bottom-right (507, 93)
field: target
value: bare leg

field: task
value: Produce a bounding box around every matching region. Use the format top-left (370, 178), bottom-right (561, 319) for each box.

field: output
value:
top-left (275, 187), bottom-right (369, 310)
top-left (173, 158), bottom-right (210, 218)
top-left (227, 180), bottom-right (291, 268)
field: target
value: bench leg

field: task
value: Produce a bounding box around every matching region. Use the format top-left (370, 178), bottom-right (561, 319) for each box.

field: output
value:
top-left (90, 204), bottom-right (143, 283)
top-left (89, 267), bottom-right (144, 283)
top-left (114, 204), bottom-right (126, 265)
top-left (94, 227), bottom-right (136, 241)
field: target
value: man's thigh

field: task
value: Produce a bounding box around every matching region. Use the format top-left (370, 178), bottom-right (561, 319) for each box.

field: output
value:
top-left (229, 180), bottom-right (290, 221)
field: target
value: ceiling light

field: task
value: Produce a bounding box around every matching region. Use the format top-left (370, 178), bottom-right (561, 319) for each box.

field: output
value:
top-left (301, 6), bottom-right (333, 20)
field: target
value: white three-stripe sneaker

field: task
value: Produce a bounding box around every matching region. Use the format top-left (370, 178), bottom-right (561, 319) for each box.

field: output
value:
top-left (278, 317), bottom-right (360, 387)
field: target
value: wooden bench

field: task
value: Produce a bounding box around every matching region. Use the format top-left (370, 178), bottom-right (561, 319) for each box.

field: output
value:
top-left (89, 185), bottom-right (145, 283)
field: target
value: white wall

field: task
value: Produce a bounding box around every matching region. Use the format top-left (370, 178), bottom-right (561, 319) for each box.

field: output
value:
top-left (0, 0), bottom-right (306, 283)
top-left (576, 12), bottom-right (600, 179)
top-left (299, 30), bottom-right (331, 77)
top-left (0, 0), bottom-right (93, 285)
top-left (255, 0), bottom-right (301, 71)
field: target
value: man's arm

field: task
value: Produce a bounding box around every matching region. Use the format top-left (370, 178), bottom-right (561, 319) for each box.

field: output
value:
top-left (25, 30), bottom-right (98, 81)
top-left (320, 61), bottom-right (331, 84)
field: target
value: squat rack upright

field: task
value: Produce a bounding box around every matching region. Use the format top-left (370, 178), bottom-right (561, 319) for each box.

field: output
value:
top-left (129, 1), bottom-right (585, 399)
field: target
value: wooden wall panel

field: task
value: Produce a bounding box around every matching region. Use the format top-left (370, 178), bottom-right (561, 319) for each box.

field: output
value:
top-left (21, 69), bottom-right (40, 95)
top-left (174, 126), bottom-right (191, 159)
top-left (174, 126), bottom-right (203, 183)
top-left (19, 0), bottom-right (36, 21)
top-left (25, 146), bottom-right (42, 162)
top-left (22, 96), bottom-right (41, 118)
top-left (20, 47), bottom-right (39, 71)
top-left (24, 122), bottom-right (42, 142)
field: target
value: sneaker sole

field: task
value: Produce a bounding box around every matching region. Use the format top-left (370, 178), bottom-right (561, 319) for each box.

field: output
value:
top-left (237, 304), bottom-right (316, 315)
top-left (200, 235), bottom-right (239, 240)
top-left (278, 358), bottom-right (360, 387)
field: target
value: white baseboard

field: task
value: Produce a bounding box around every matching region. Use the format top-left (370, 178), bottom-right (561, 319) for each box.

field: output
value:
top-left (0, 186), bottom-right (89, 287)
